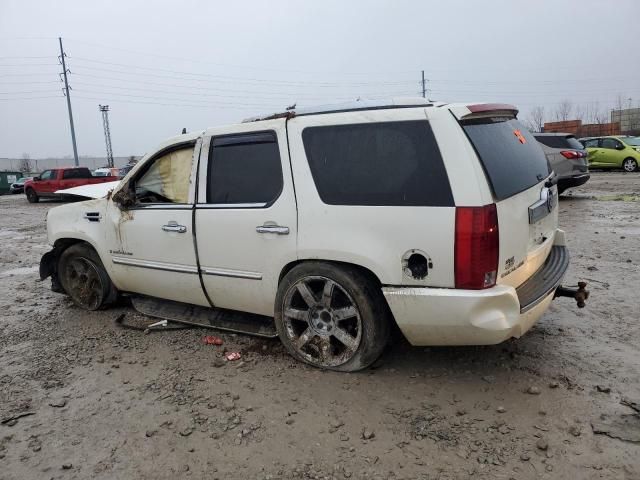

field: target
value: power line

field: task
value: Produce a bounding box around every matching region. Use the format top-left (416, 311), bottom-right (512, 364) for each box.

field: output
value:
top-left (69, 62), bottom-right (416, 88)
top-left (64, 38), bottom-right (416, 77)
top-left (0, 94), bottom-right (63, 101)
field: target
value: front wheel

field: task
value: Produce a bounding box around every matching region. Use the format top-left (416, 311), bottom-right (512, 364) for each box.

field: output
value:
top-left (622, 158), bottom-right (638, 172)
top-left (275, 262), bottom-right (390, 372)
top-left (26, 188), bottom-right (39, 203)
top-left (57, 243), bottom-right (117, 310)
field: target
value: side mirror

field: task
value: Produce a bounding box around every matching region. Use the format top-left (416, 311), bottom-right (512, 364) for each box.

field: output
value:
top-left (617, 144), bottom-right (625, 150)
top-left (33, 176), bottom-right (41, 181)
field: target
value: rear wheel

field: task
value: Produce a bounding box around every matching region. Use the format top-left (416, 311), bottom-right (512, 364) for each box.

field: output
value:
top-left (57, 243), bottom-right (116, 310)
top-left (622, 158), bottom-right (638, 172)
top-left (26, 188), bottom-right (39, 203)
top-left (275, 262), bottom-right (390, 372)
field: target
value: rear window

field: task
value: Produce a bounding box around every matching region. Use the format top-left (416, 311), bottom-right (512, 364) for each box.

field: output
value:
top-left (535, 135), bottom-right (585, 150)
top-left (302, 121), bottom-right (454, 206)
top-left (62, 168), bottom-right (92, 179)
top-left (461, 117), bottom-right (550, 201)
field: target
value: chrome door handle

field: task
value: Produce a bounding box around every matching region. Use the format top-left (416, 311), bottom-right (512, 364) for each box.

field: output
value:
top-left (162, 221), bottom-right (187, 233)
top-left (256, 225), bottom-right (289, 235)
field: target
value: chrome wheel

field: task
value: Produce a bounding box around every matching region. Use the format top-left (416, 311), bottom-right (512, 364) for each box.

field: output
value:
top-left (622, 158), bottom-right (638, 172)
top-left (282, 276), bottom-right (362, 368)
top-left (60, 257), bottom-right (105, 310)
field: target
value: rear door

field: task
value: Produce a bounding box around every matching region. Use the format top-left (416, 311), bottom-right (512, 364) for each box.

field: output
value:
top-left (195, 119), bottom-right (297, 317)
top-left (583, 138), bottom-right (601, 166)
top-left (458, 111), bottom-right (557, 288)
top-left (58, 168), bottom-right (93, 190)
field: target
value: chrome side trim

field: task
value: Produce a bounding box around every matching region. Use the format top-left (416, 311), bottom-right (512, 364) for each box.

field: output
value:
top-left (200, 266), bottom-right (262, 280)
top-left (112, 256), bottom-right (199, 274)
top-left (197, 202), bottom-right (267, 209)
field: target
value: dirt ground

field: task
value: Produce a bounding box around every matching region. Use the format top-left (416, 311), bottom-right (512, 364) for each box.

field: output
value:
top-left (1, 172), bottom-right (639, 480)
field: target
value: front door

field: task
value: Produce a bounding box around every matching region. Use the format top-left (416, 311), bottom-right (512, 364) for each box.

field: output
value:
top-left (195, 120), bottom-right (298, 317)
top-left (600, 137), bottom-right (624, 167)
top-left (37, 169), bottom-right (57, 196)
top-left (105, 139), bottom-right (209, 307)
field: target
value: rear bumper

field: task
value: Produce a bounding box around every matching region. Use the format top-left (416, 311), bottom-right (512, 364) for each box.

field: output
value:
top-left (558, 173), bottom-right (590, 191)
top-left (383, 231), bottom-right (569, 346)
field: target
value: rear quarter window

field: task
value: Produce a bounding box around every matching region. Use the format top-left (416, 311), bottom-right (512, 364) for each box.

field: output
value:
top-left (302, 121), bottom-right (454, 207)
top-left (462, 117), bottom-right (550, 201)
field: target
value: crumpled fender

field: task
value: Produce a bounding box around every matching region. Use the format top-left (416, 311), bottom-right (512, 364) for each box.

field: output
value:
top-left (40, 247), bottom-right (64, 293)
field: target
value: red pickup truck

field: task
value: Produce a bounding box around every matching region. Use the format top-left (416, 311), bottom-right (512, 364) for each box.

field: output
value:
top-left (24, 167), bottom-right (119, 203)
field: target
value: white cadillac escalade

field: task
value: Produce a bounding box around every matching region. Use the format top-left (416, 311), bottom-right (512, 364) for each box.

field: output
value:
top-left (41, 98), bottom-right (587, 371)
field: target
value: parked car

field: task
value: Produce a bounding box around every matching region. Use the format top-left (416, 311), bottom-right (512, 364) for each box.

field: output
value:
top-left (40, 99), bottom-right (586, 371)
top-left (533, 133), bottom-right (590, 194)
top-left (10, 176), bottom-right (31, 194)
top-left (579, 136), bottom-right (640, 172)
top-left (24, 167), bottom-right (120, 203)
top-left (93, 167), bottom-right (121, 177)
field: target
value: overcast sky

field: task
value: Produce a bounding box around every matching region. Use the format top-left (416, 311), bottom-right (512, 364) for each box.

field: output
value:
top-left (1, 0), bottom-right (638, 159)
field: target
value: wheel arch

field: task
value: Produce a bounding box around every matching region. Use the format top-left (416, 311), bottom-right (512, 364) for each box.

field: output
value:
top-left (278, 259), bottom-right (382, 288)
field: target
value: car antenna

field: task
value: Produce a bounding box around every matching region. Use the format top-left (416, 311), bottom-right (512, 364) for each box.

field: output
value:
top-left (181, 128), bottom-right (187, 134)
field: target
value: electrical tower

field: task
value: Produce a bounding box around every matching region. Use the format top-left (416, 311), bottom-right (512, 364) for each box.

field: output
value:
top-left (99, 105), bottom-right (114, 168)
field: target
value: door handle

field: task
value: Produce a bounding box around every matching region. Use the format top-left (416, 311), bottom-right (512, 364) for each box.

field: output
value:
top-left (256, 225), bottom-right (289, 235)
top-left (162, 221), bottom-right (187, 233)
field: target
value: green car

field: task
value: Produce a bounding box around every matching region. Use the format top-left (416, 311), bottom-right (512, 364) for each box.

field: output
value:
top-left (579, 136), bottom-right (640, 172)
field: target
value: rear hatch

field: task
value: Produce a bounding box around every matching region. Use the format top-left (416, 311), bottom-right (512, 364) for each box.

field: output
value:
top-left (458, 106), bottom-right (558, 288)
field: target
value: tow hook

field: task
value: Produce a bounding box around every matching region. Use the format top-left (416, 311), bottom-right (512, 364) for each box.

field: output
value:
top-left (554, 281), bottom-right (589, 308)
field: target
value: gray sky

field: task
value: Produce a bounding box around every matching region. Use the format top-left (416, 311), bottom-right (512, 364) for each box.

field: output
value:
top-left (1, 0), bottom-right (638, 159)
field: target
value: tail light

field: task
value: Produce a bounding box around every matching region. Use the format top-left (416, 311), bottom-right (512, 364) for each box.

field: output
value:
top-left (455, 204), bottom-right (499, 289)
top-left (560, 150), bottom-right (586, 159)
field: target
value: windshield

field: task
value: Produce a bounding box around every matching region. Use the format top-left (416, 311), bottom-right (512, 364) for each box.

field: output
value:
top-left (622, 137), bottom-right (640, 146)
top-left (461, 116), bottom-right (550, 201)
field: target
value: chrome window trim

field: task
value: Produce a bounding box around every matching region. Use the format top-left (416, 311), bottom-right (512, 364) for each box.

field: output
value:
top-left (112, 256), bottom-right (199, 274)
top-left (200, 266), bottom-right (262, 280)
top-left (126, 204), bottom-right (193, 210)
top-left (196, 203), bottom-right (267, 209)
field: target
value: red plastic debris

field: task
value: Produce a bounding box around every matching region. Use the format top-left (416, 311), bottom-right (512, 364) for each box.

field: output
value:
top-left (202, 335), bottom-right (223, 346)
top-left (225, 352), bottom-right (241, 361)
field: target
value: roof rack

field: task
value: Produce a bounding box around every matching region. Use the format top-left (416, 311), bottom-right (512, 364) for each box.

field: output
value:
top-left (242, 97), bottom-right (437, 123)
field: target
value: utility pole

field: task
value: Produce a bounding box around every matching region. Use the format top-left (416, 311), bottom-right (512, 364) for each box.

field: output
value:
top-left (99, 105), bottom-right (114, 168)
top-left (58, 37), bottom-right (79, 166)
top-left (421, 70), bottom-right (426, 99)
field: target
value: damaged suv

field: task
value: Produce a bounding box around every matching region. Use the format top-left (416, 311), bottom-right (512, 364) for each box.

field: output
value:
top-left (41, 98), bottom-right (586, 371)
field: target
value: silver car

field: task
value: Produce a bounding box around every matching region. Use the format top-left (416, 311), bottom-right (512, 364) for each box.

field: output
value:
top-left (534, 133), bottom-right (590, 194)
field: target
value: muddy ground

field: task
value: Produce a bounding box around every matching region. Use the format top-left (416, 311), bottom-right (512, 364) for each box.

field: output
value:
top-left (1, 172), bottom-right (639, 480)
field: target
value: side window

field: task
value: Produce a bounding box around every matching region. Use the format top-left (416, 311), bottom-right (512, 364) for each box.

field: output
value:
top-left (135, 146), bottom-right (194, 204)
top-left (207, 132), bottom-right (283, 205)
top-left (583, 138), bottom-right (599, 148)
top-left (601, 138), bottom-right (621, 149)
top-left (40, 170), bottom-right (53, 180)
top-left (302, 121), bottom-right (454, 206)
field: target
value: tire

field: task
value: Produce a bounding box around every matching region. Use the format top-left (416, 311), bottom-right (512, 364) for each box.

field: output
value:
top-left (26, 188), bottom-right (39, 203)
top-left (57, 243), bottom-right (117, 310)
top-left (622, 158), bottom-right (638, 172)
top-left (275, 262), bottom-right (390, 372)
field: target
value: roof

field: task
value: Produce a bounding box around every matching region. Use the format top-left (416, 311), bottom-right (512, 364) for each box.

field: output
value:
top-left (242, 97), bottom-right (441, 123)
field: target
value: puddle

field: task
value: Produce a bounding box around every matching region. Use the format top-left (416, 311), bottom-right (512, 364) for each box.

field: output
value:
top-left (0, 266), bottom-right (38, 276)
